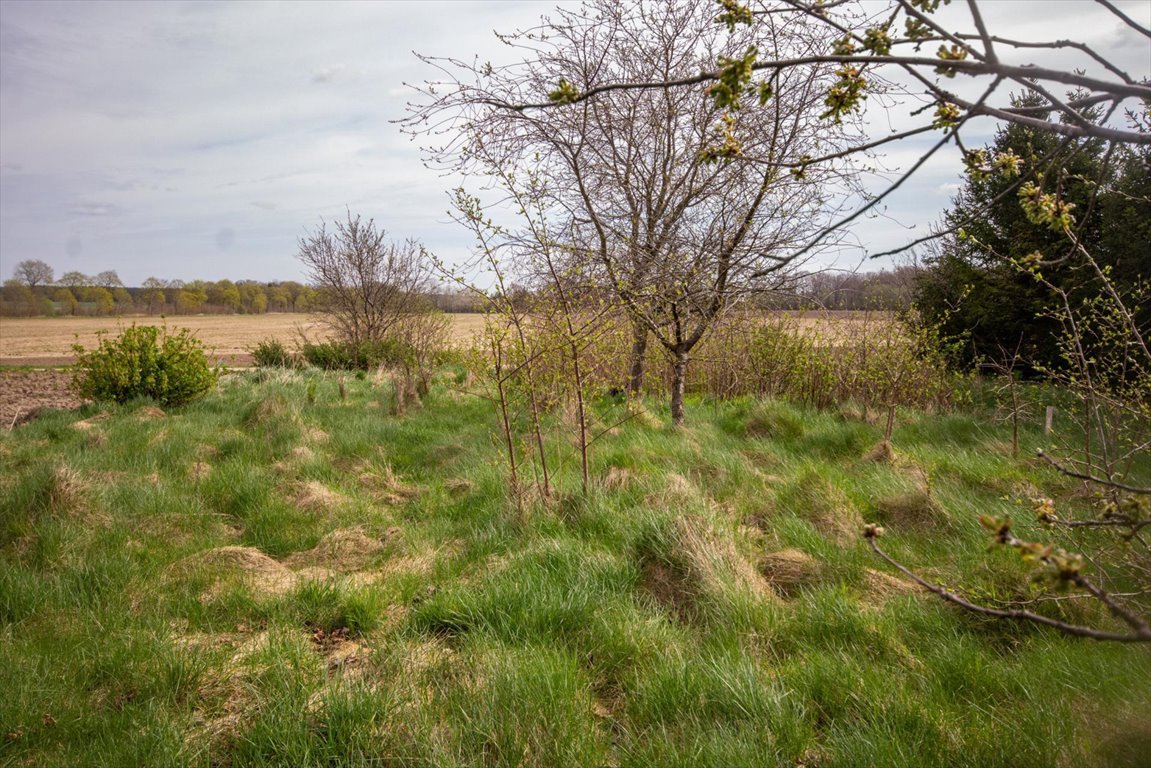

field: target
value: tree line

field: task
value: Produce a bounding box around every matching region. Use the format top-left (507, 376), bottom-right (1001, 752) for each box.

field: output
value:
top-left (1, 255), bottom-right (920, 320)
top-left (1, 261), bottom-right (502, 318)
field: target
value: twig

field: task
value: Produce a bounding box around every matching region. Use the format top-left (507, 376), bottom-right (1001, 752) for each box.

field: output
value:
top-left (865, 531), bottom-right (1151, 642)
top-left (1037, 449), bottom-right (1151, 494)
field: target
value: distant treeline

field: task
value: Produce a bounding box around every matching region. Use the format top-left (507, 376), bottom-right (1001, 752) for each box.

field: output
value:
top-left (1, 261), bottom-right (916, 318)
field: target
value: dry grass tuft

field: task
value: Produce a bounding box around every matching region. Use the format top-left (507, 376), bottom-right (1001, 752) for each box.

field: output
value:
top-left (243, 394), bottom-right (297, 428)
top-left (874, 489), bottom-right (946, 529)
top-left (628, 400), bottom-right (664, 429)
top-left (641, 515), bottom-right (776, 621)
top-left (776, 471), bottom-right (864, 547)
top-left (47, 466), bottom-right (92, 517)
top-left (303, 426), bottom-right (329, 443)
top-left (760, 548), bottom-right (825, 597)
top-left (357, 464), bottom-right (419, 505)
top-left (862, 568), bottom-right (921, 600)
top-left (181, 546), bottom-right (298, 599)
top-left (285, 528), bottom-right (391, 571)
top-left (72, 413), bottom-right (110, 431)
top-left (190, 461), bottom-right (212, 482)
top-left (647, 472), bottom-right (703, 510)
top-left (862, 439), bottom-right (897, 464)
top-left (290, 445), bottom-right (317, 461)
top-left (134, 405), bottom-right (166, 421)
top-left (601, 466), bottom-right (634, 490)
top-left (445, 478), bottom-right (473, 496)
top-left (188, 630), bottom-right (281, 756)
top-left (294, 481), bottom-right (347, 512)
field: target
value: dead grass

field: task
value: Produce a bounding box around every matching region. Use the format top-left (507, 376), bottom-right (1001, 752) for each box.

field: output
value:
top-left (357, 464), bottom-right (419, 505)
top-left (875, 489), bottom-right (946, 529)
top-left (601, 466), bottom-right (634, 490)
top-left (760, 548), bottom-right (825, 597)
top-left (181, 546), bottom-right (299, 599)
top-left (775, 471), bottom-right (864, 546)
top-left (294, 481), bottom-right (347, 512)
top-left (285, 528), bottom-right (393, 571)
top-left (862, 439), bottom-right (898, 464)
top-left (641, 514), bottom-right (776, 621)
top-left (134, 405), bottom-right (166, 421)
top-left (863, 568), bottom-right (922, 600)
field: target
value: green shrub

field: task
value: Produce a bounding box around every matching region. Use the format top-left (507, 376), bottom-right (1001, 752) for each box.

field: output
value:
top-left (250, 337), bottom-right (297, 368)
top-left (300, 338), bottom-right (416, 370)
top-left (72, 324), bottom-right (218, 406)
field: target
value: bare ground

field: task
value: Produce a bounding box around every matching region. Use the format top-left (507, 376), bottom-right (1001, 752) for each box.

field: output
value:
top-left (0, 313), bottom-right (488, 364)
top-left (1, 369), bottom-right (86, 428)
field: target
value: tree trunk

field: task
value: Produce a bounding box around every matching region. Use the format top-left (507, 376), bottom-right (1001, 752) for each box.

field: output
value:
top-left (670, 349), bottom-right (689, 427)
top-left (627, 320), bottom-right (648, 396)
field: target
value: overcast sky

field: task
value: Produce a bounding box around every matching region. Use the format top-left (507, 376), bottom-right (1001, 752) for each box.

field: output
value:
top-left (1, 0), bottom-right (1148, 286)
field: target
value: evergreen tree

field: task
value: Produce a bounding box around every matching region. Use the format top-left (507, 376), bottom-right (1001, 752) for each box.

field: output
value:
top-left (914, 94), bottom-right (1145, 373)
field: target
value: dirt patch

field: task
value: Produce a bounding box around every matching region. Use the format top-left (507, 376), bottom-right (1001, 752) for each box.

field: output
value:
top-left (1, 315), bottom-right (485, 365)
top-left (0, 369), bottom-right (85, 428)
top-left (760, 548), bottom-right (825, 597)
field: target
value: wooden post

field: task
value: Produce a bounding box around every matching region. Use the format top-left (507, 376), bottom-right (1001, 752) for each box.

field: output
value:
top-left (1044, 405), bottom-right (1055, 435)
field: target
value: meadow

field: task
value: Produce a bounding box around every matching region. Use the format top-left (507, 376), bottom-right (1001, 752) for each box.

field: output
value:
top-left (1, 365), bottom-right (1148, 767)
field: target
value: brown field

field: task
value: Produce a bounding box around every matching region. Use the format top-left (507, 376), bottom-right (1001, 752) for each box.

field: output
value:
top-left (0, 313), bottom-right (488, 365)
top-left (0, 310), bottom-right (887, 366)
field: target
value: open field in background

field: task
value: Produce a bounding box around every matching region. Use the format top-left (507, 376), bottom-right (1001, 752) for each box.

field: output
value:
top-left (0, 313), bottom-right (490, 364)
top-left (1, 370), bottom-right (1147, 766)
top-left (0, 311), bottom-right (882, 365)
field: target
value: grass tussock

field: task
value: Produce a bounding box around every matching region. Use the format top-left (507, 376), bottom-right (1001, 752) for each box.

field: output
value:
top-left (638, 513), bottom-right (776, 625)
top-left (1, 369), bottom-right (1147, 767)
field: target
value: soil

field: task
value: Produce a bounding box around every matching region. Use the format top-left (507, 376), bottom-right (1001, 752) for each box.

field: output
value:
top-left (1, 369), bottom-right (86, 428)
top-left (0, 313), bottom-right (487, 362)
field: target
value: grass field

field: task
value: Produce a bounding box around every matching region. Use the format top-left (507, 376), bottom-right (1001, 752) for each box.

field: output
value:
top-left (0, 314), bottom-right (489, 361)
top-left (1, 369), bottom-right (1148, 767)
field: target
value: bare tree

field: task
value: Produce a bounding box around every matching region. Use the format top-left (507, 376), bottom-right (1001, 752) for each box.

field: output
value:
top-left (477, 0), bottom-right (1151, 638)
top-left (296, 212), bottom-right (435, 347)
top-left (93, 270), bottom-right (123, 290)
top-left (499, 0), bottom-right (1149, 263)
top-left (58, 271), bottom-right (91, 289)
top-left (407, 0), bottom-right (865, 425)
top-left (12, 259), bottom-right (54, 289)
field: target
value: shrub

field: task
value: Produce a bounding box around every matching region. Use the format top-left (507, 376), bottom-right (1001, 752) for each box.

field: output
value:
top-left (250, 337), bottom-right (297, 368)
top-left (72, 324), bottom-right (218, 406)
top-left (300, 338), bottom-right (416, 371)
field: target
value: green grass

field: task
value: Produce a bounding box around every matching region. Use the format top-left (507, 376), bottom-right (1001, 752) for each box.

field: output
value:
top-left (1, 370), bottom-right (1148, 767)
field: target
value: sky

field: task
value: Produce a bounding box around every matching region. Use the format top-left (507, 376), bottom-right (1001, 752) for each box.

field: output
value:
top-left (1, 0), bottom-right (1148, 287)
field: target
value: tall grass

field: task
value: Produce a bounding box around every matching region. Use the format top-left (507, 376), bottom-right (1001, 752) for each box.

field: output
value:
top-left (1, 368), bottom-right (1147, 766)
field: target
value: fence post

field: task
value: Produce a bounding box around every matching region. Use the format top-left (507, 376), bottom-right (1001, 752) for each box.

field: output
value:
top-left (1044, 405), bottom-right (1055, 435)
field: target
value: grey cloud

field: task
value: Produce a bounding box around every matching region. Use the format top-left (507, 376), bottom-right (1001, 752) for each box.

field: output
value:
top-left (0, 0), bottom-right (1145, 284)
top-left (67, 201), bottom-right (126, 217)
